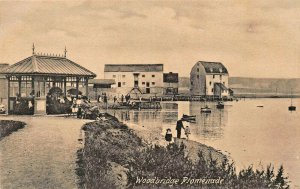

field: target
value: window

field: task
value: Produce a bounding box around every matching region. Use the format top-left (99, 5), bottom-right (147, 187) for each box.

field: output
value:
top-left (122, 75), bottom-right (125, 78)
top-left (191, 81), bottom-right (193, 85)
top-left (213, 75), bottom-right (215, 79)
top-left (152, 75), bottom-right (155, 77)
top-left (122, 82), bottom-right (126, 85)
top-left (152, 82), bottom-right (155, 85)
top-left (211, 88), bottom-right (214, 92)
top-left (197, 75), bottom-right (199, 79)
top-left (142, 82), bottom-right (145, 85)
top-left (118, 82), bottom-right (121, 87)
top-left (142, 75), bottom-right (145, 77)
top-left (113, 75), bottom-right (116, 78)
top-left (209, 81), bottom-right (212, 86)
top-left (197, 68), bottom-right (199, 72)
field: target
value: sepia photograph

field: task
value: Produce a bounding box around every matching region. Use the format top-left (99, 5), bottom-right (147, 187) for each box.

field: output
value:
top-left (0, 0), bottom-right (299, 188)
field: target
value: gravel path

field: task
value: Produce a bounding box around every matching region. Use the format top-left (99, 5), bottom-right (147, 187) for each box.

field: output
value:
top-left (0, 116), bottom-right (89, 189)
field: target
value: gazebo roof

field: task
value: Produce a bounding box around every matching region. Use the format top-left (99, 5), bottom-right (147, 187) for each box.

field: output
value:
top-left (4, 54), bottom-right (96, 78)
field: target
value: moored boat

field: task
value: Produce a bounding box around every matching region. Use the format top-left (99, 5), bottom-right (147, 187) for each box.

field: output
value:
top-left (288, 89), bottom-right (296, 111)
top-left (216, 101), bottom-right (224, 109)
top-left (288, 105), bottom-right (296, 111)
top-left (201, 106), bottom-right (211, 113)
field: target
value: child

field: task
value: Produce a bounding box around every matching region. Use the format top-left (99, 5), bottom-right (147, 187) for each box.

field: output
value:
top-left (165, 128), bottom-right (173, 143)
top-left (185, 126), bottom-right (191, 140)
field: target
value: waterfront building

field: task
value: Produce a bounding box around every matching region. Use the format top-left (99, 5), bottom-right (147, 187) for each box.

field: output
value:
top-left (104, 64), bottom-right (164, 96)
top-left (88, 79), bottom-right (116, 100)
top-left (2, 45), bottom-right (96, 115)
top-left (163, 72), bottom-right (179, 95)
top-left (190, 61), bottom-right (229, 97)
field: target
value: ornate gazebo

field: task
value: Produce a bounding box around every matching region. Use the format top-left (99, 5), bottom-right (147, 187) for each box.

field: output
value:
top-left (4, 45), bottom-right (96, 115)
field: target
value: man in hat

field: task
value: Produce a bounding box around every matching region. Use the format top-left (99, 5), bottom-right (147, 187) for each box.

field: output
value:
top-left (176, 119), bottom-right (185, 139)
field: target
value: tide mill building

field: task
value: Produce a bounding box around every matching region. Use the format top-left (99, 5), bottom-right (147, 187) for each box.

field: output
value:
top-left (104, 64), bottom-right (164, 95)
top-left (190, 61), bottom-right (229, 98)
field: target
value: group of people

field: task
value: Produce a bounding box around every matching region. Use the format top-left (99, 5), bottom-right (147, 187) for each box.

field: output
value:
top-left (165, 118), bottom-right (191, 143)
top-left (97, 93), bottom-right (131, 105)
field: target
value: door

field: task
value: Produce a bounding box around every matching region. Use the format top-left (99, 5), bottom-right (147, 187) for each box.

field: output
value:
top-left (146, 82), bottom-right (150, 94)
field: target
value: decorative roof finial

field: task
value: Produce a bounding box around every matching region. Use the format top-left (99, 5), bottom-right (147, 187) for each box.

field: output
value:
top-left (32, 43), bottom-right (35, 55)
top-left (64, 46), bottom-right (67, 58)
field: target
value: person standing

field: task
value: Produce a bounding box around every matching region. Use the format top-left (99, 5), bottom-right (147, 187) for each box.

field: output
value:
top-left (165, 128), bottom-right (173, 143)
top-left (121, 94), bottom-right (124, 104)
top-left (176, 119), bottom-right (185, 139)
top-left (103, 94), bottom-right (108, 109)
top-left (185, 126), bottom-right (191, 140)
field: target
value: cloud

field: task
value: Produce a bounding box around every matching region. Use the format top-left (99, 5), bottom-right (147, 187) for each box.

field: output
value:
top-left (0, 0), bottom-right (299, 78)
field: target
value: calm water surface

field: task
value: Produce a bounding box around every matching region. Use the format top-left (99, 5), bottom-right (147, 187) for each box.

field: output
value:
top-left (113, 98), bottom-right (300, 188)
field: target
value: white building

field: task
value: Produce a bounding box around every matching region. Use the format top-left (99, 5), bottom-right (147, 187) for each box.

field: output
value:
top-left (190, 61), bottom-right (229, 97)
top-left (104, 64), bottom-right (164, 95)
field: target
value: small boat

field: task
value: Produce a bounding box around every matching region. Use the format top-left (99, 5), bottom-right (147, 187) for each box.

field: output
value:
top-left (288, 89), bottom-right (296, 111)
top-left (257, 105), bottom-right (264, 108)
top-left (201, 106), bottom-right (211, 113)
top-left (182, 114), bottom-right (196, 122)
top-left (182, 114), bottom-right (196, 119)
top-left (216, 101), bottom-right (224, 109)
top-left (289, 106), bottom-right (296, 111)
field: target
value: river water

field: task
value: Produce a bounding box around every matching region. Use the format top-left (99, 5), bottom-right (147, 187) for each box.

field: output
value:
top-left (113, 98), bottom-right (300, 188)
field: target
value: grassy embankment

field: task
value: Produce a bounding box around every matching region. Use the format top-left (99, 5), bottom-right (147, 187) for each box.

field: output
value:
top-left (77, 114), bottom-right (290, 189)
top-left (0, 120), bottom-right (26, 140)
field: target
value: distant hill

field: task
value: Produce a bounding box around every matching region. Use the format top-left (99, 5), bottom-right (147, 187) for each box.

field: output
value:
top-left (229, 77), bottom-right (300, 96)
top-left (179, 77), bottom-right (300, 96)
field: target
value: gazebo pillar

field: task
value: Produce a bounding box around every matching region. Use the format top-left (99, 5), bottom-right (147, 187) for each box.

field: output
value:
top-left (18, 76), bottom-right (21, 96)
top-left (85, 77), bottom-right (89, 98)
top-left (63, 78), bottom-right (67, 97)
top-left (7, 77), bottom-right (10, 114)
top-left (76, 77), bottom-right (79, 98)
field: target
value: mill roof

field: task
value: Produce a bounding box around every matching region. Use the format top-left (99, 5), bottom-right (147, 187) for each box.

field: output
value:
top-left (198, 61), bottom-right (228, 74)
top-left (104, 64), bottom-right (163, 72)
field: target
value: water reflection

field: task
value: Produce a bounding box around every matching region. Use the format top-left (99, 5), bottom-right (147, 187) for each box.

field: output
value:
top-left (110, 101), bottom-right (228, 141)
top-left (189, 102), bottom-right (228, 140)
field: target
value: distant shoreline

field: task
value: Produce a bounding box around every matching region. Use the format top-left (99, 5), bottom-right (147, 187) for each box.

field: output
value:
top-left (233, 94), bottom-right (300, 98)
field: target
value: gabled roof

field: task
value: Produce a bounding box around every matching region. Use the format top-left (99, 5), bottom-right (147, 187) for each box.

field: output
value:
top-left (4, 55), bottom-right (96, 77)
top-left (89, 79), bottom-right (115, 85)
top-left (104, 64), bottom-right (163, 72)
top-left (198, 61), bottom-right (228, 74)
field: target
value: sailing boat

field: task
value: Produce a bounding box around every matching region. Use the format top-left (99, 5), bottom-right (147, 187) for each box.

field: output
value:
top-left (288, 89), bottom-right (296, 111)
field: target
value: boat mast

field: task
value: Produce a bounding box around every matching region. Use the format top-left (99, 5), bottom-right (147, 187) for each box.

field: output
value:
top-left (291, 88), bottom-right (293, 105)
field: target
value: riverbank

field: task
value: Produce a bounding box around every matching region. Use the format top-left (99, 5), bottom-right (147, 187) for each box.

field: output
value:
top-left (0, 120), bottom-right (26, 139)
top-left (77, 113), bottom-right (289, 189)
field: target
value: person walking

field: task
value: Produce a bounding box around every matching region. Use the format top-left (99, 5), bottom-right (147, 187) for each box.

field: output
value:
top-left (176, 119), bottom-right (185, 139)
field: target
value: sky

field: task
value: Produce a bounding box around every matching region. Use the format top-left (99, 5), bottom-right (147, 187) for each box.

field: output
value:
top-left (0, 0), bottom-right (299, 78)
